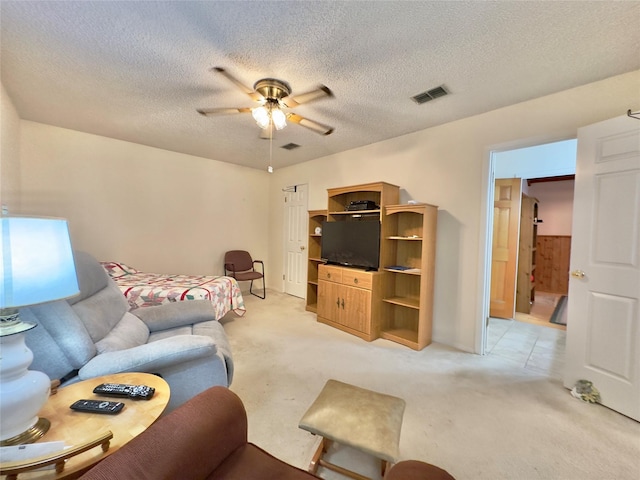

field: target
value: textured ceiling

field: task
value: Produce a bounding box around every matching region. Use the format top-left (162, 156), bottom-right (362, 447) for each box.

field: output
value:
top-left (2, 1), bottom-right (639, 171)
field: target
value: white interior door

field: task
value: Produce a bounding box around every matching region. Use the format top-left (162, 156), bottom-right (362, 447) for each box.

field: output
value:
top-left (564, 115), bottom-right (640, 420)
top-left (284, 184), bottom-right (308, 298)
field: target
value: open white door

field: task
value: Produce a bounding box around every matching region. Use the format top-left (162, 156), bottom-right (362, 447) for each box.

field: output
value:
top-left (283, 184), bottom-right (308, 298)
top-left (564, 115), bottom-right (640, 420)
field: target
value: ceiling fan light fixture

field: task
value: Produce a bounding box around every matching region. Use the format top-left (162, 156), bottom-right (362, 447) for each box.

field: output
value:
top-left (252, 106), bottom-right (270, 129)
top-left (271, 108), bottom-right (287, 130)
top-left (252, 103), bottom-right (287, 131)
top-left (198, 68), bottom-right (334, 138)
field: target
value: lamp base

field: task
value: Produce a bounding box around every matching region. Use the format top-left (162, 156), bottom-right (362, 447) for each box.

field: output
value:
top-left (0, 417), bottom-right (50, 446)
top-left (0, 327), bottom-right (52, 445)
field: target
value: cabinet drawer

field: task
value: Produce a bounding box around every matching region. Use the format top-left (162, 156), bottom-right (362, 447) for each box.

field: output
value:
top-left (319, 265), bottom-right (343, 283)
top-left (341, 270), bottom-right (372, 289)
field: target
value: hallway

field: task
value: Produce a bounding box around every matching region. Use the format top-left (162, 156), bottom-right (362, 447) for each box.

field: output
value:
top-left (514, 291), bottom-right (567, 330)
top-left (487, 292), bottom-right (566, 380)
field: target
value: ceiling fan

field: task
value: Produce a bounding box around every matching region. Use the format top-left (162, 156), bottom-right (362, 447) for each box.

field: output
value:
top-left (197, 67), bottom-right (335, 138)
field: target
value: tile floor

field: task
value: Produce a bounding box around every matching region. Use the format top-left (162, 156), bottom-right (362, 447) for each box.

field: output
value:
top-left (487, 317), bottom-right (566, 379)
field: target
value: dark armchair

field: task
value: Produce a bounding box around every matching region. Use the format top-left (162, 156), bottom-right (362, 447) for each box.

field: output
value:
top-left (224, 250), bottom-right (266, 299)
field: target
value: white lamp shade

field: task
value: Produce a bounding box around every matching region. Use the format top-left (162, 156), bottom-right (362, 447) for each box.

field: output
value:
top-left (271, 108), bottom-right (287, 130)
top-left (252, 106), bottom-right (270, 130)
top-left (0, 217), bottom-right (79, 309)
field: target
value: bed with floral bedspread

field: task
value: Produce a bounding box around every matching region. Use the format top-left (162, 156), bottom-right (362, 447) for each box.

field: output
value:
top-left (101, 261), bottom-right (246, 318)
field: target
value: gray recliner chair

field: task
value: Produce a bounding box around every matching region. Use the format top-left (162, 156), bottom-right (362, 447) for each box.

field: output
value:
top-left (23, 251), bottom-right (233, 412)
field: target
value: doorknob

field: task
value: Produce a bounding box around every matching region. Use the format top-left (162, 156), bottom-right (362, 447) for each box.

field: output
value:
top-left (570, 270), bottom-right (586, 278)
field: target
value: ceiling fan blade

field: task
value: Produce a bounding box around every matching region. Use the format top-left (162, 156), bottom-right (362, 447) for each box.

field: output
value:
top-left (288, 113), bottom-right (334, 136)
top-left (212, 67), bottom-right (263, 102)
top-left (282, 85), bottom-right (333, 108)
top-left (197, 107), bottom-right (252, 116)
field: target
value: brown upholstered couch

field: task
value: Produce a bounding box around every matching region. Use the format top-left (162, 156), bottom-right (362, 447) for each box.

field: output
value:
top-left (79, 386), bottom-right (454, 480)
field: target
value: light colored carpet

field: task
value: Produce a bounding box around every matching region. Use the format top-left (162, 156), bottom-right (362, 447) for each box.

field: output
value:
top-left (222, 290), bottom-right (640, 479)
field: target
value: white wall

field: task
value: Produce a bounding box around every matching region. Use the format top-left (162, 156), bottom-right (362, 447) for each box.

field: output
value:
top-left (495, 139), bottom-right (576, 235)
top-left (494, 139), bottom-right (577, 179)
top-left (1, 83), bottom-right (22, 212)
top-left (268, 70), bottom-right (640, 353)
top-left (19, 121), bottom-right (270, 277)
top-left (12, 70), bottom-right (640, 353)
top-left (529, 180), bottom-right (575, 236)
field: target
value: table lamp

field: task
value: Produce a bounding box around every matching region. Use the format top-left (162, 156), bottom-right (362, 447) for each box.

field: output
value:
top-left (0, 216), bottom-right (79, 446)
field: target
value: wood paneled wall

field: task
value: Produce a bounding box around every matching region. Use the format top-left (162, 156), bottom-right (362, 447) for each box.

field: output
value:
top-left (536, 235), bottom-right (571, 294)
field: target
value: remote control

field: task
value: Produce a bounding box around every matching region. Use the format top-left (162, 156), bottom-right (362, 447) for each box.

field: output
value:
top-left (93, 383), bottom-right (155, 400)
top-left (70, 399), bottom-right (124, 414)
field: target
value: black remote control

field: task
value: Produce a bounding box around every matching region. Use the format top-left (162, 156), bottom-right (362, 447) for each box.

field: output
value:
top-left (70, 399), bottom-right (124, 414)
top-left (93, 383), bottom-right (155, 400)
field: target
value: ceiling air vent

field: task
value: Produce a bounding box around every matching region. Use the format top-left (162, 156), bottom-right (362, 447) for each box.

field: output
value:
top-left (281, 143), bottom-right (301, 150)
top-left (411, 85), bottom-right (448, 105)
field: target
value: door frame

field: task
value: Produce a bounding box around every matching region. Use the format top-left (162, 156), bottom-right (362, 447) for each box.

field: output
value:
top-left (477, 136), bottom-right (575, 354)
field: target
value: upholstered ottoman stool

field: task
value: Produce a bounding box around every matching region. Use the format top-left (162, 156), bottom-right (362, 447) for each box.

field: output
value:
top-left (298, 379), bottom-right (406, 480)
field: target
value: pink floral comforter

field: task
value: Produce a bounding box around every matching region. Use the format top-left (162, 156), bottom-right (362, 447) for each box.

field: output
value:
top-left (101, 261), bottom-right (246, 318)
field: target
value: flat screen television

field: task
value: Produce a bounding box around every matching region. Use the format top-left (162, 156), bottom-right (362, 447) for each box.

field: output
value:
top-left (321, 220), bottom-right (380, 270)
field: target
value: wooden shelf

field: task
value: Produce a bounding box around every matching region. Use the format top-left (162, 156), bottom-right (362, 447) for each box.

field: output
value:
top-left (383, 296), bottom-right (420, 309)
top-left (306, 210), bottom-right (328, 313)
top-left (382, 203), bottom-right (438, 350)
top-left (387, 236), bottom-right (422, 241)
top-left (380, 328), bottom-right (419, 348)
top-left (383, 268), bottom-right (421, 276)
top-left (329, 209), bottom-right (380, 216)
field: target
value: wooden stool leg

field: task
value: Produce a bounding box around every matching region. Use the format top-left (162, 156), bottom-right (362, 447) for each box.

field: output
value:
top-left (381, 460), bottom-right (392, 477)
top-left (323, 438), bottom-right (333, 453)
top-left (309, 437), bottom-right (372, 480)
top-left (308, 437), bottom-right (327, 474)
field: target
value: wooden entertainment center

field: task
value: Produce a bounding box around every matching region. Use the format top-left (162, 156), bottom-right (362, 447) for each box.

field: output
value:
top-left (305, 182), bottom-right (438, 350)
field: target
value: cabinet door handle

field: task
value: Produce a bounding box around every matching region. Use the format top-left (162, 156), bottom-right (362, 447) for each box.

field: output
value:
top-left (336, 297), bottom-right (340, 308)
top-left (353, 278), bottom-right (358, 284)
top-left (327, 273), bottom-right (331, 279)
top-left (341, 298), bottom-right (345, 309)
